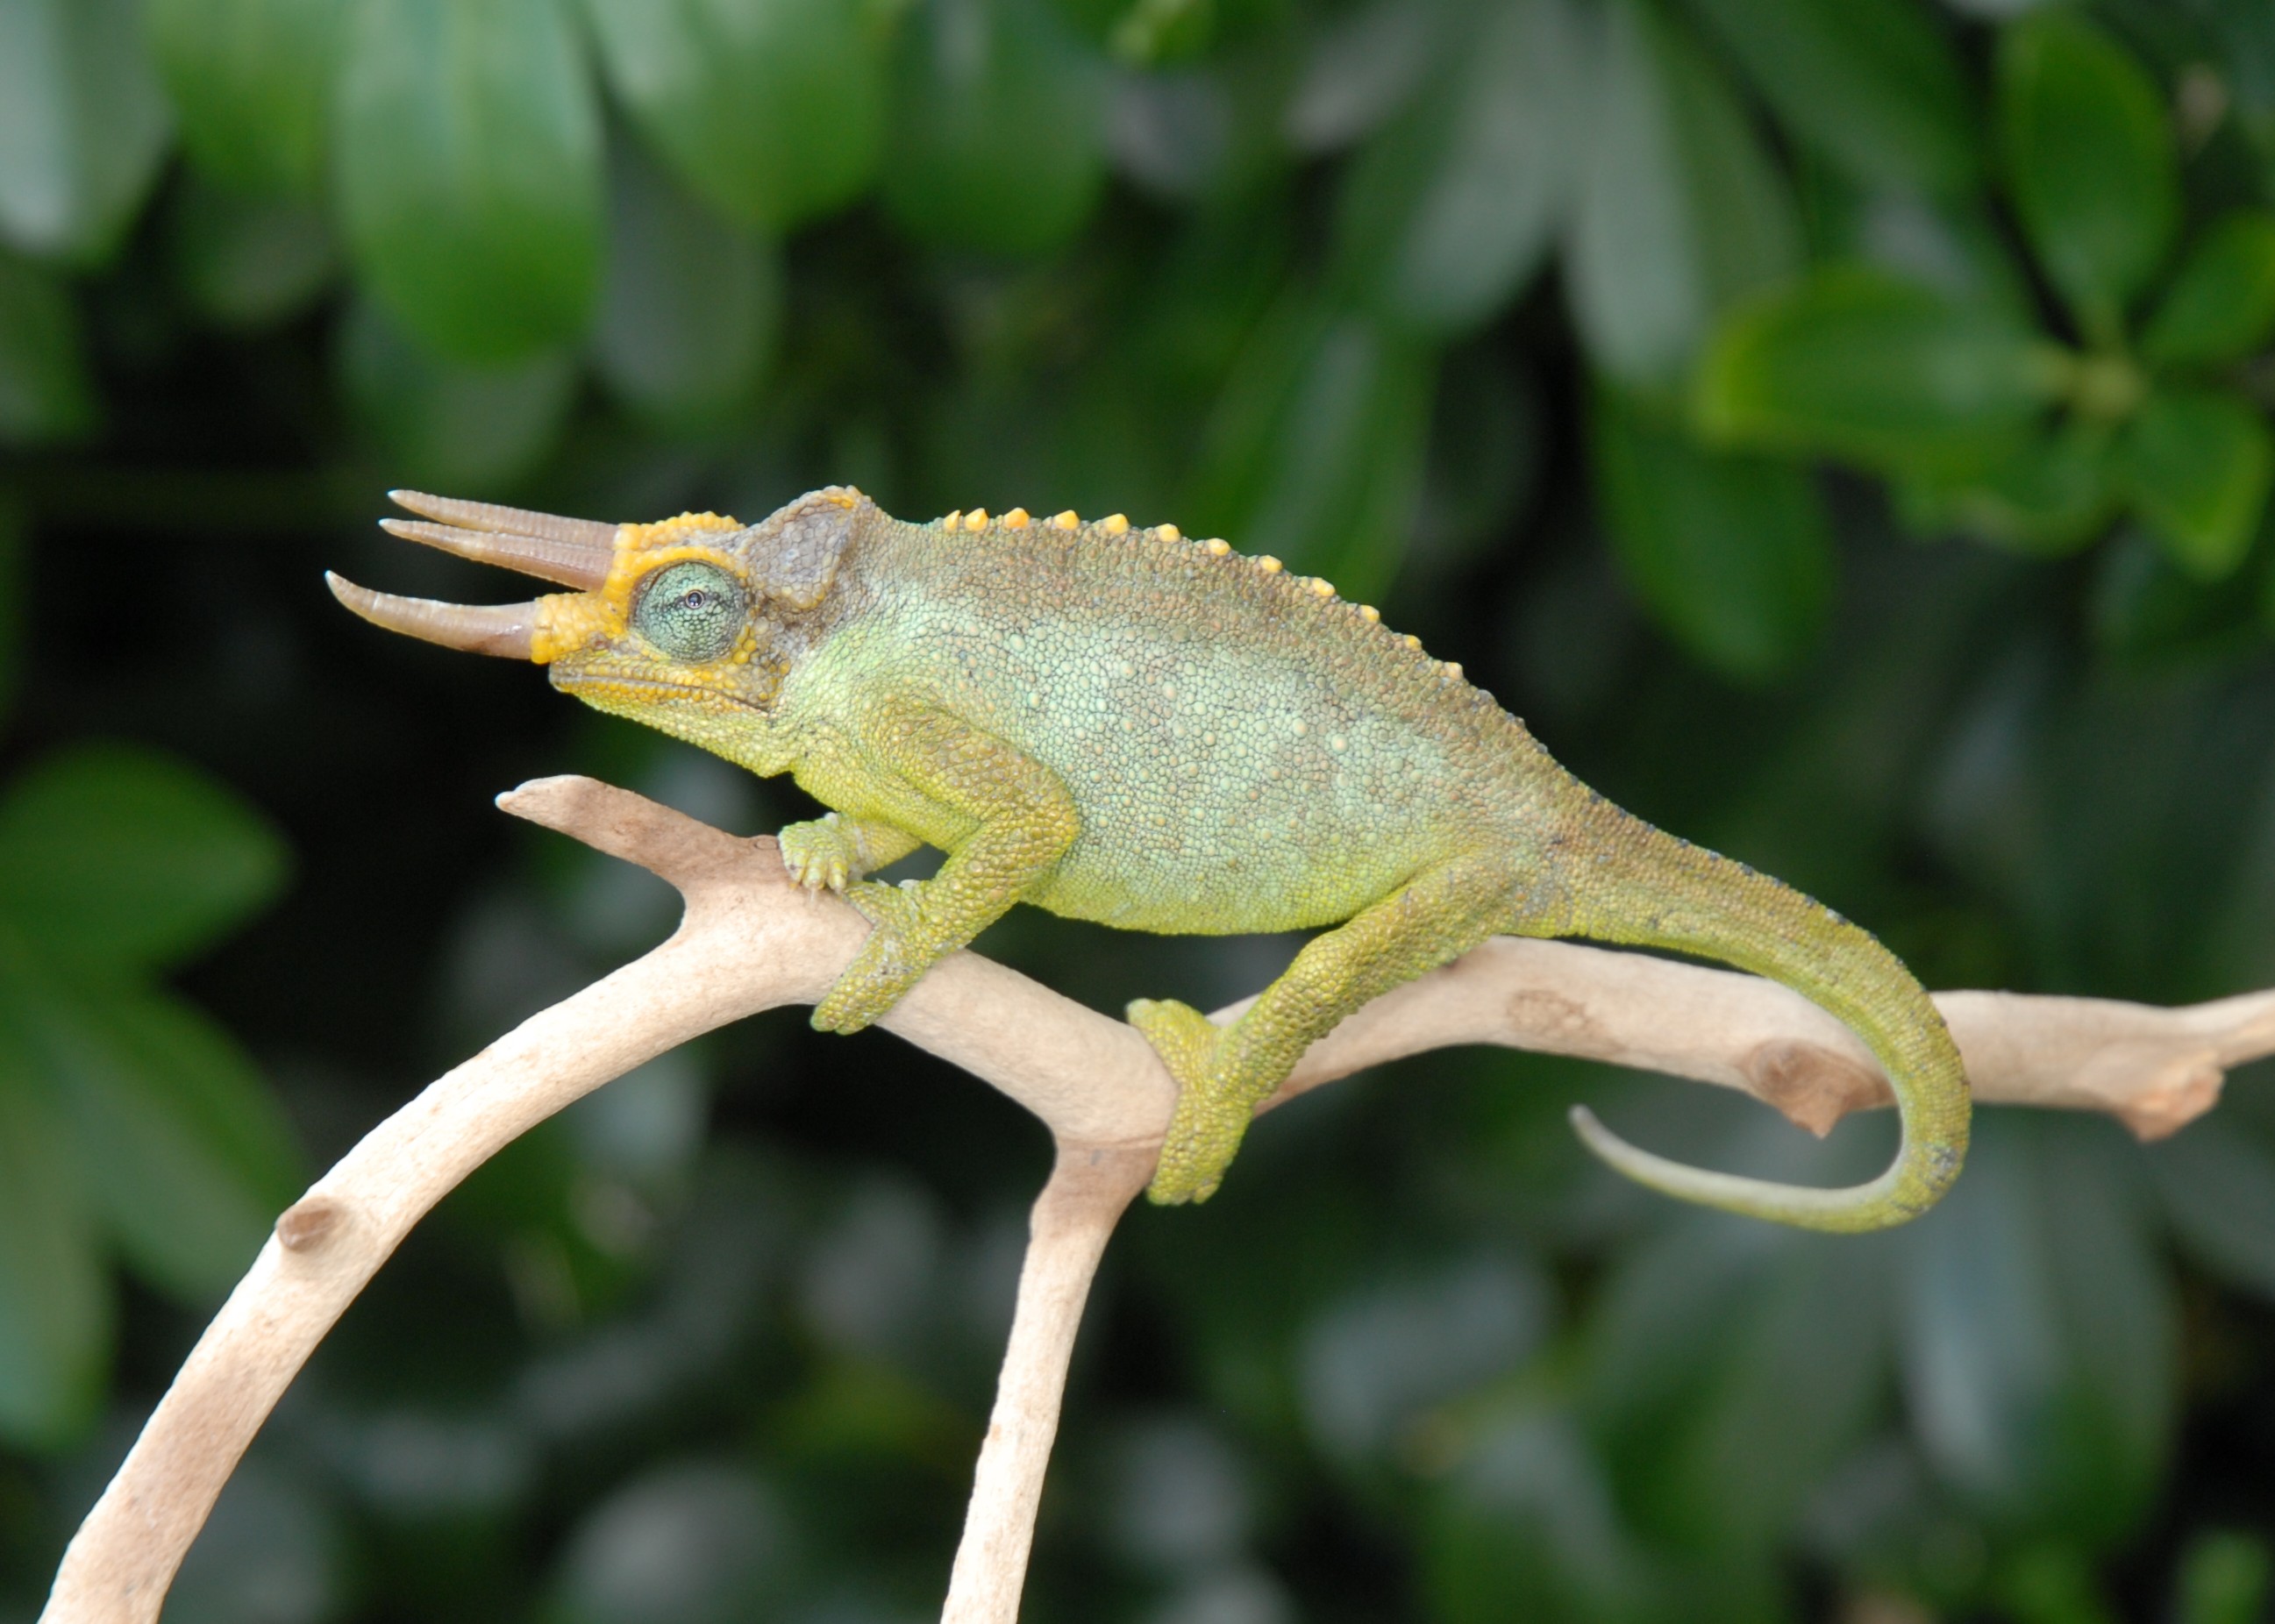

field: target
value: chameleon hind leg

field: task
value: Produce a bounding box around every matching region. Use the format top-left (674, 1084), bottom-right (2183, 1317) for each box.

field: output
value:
top-left (1134, 854), bottom-right (1513, 1204)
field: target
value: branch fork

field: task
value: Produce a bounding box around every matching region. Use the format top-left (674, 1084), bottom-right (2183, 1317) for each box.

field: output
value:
top-left (40, 778), bottom-right (2275, 1624)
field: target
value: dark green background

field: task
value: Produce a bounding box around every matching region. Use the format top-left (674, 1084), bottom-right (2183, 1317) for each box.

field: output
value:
top-left (4, 0), bottom-right (2275, 1619)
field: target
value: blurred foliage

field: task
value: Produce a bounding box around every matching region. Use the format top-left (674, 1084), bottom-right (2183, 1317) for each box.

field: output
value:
top-left (4, 0), bottom-right (2275, 1620)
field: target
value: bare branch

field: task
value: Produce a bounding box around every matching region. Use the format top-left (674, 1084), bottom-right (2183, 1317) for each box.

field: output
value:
top-left (1267, 938), bottom-right (2275, 1141)
top-left (942, 1143), bottom-right (1153, 1624)
top-left (39, 778), bottom-right (2275, 1624)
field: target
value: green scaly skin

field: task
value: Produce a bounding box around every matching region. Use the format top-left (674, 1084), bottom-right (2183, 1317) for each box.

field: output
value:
top-left (373, 488), bottom-right (1972, 1229)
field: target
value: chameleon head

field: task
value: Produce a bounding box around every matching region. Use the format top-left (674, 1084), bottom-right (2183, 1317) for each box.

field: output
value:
top-left (326, 487), bottom-right (873, 725)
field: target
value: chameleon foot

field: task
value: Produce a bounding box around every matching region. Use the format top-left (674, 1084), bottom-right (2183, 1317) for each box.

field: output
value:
top-left (779, 812), bottom-right (874, 893)
top-left (1129, 997), bottom-right (1256, 1206)
top-left (813, 880), bottom-right (928, 1034)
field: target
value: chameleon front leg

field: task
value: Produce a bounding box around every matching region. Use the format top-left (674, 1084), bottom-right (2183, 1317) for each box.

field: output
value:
top-left (1135, 852), bottom-right (1513, 1204)
top-left (809, 704), bottom-right (1080, 1035)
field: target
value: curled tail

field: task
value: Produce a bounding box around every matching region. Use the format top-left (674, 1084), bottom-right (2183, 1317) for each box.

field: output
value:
top-left (1543, 795), bottom-right (1969, 1232)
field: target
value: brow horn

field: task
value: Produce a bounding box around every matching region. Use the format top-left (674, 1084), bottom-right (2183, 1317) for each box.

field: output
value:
top-left (327, 573), bottom-right (539, 660)
top-left (382, 490), bottom-right (617, 589)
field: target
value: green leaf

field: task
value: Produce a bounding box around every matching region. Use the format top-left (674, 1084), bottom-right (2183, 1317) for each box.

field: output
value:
top-left (1898, 1122), bottom-right (2063, 1523)
top-left (7, 968), bottom-right (300, 1301)
top-left (1296, 1255), bottom-right (1545, 1461)
top-left (582, 0), bottom-right (888, 232)
top-left (340, 299), bottom-right (578, 488)
top-left (146, 0), bottom-right (343, 196)
top-left (1899, 1115), bottom-right (2172, 1545)
top-left (0, 494), bottom-right (22, 719)
top-left (2140, 211), bottom-right (2275, 368)
top-left (2036, 1120), bottom-right (2175, 1548)
top-left (1897, 421), bottom-right (2115, 557)
top-left (881, 0), bottom-right (1108, 257)
top-left (0, 742), bottom-right (289, 973)
top-left (1657, 1238), bottom-right (1890, 1549)
top-left (1696, 266), bottom-right (2063, 476)
top-left (1836, 193), bottom-right (2036, 321)
top-left (1999, 11), bottom-right (2178, 335)
top-left (1995, 1545), bottom-right (2122, 1624)
top-left (2175, 1530), bottom-right (2272, 1624)
top-left (336, 0), bottom-right (604, 362)
top-left (0, 0), bottom-right (174, 263)
top-left (1422, 1404), bottom-right (1652, 1622)
top-left (1181, 295), bottom-right (1436, 609)
top-left (2118, 387), bottom-right (2275, 581)
top-left (0, 1052), bottom-right (107, 1449)
top-left (1564, 0), bottom-right (1800, 388)
top-left (0, 251), bottom-right (95, 445)
top-left (172, 182), bottom-right (339, 329)
top-left (1333, 0), bottom-right (1581, 338)
top-left (1684, 0), bottom-right (1979, 196)
top-left (2147, 1121), bottom-right (2275, 1302)
top-left (2090, 529), bottom-right (2264, 669)
top-left (593, 144), bottom-right (781, 431)
top-left (1587, 1186), bottom-right (1891, 1555)
top-left (1593, 384), bottom-right (1830, 682)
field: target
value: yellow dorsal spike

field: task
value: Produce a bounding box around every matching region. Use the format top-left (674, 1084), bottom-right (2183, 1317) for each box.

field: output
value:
top-left (1402, 633), bottom-right (1422, 650)
top-left (1359, 604), bottom-right (1380, 622)
top-left (1102, 514), bottom-right (1130, 536)
top-left (1002, 508), bottom-right (1031, 528)
top-left (1257, 555), bottom-right (1282, 573)
top-left (965, 509), bottom-right (990, 531)
top-left (1205, 538), bottom-right (1230, 556)
top-left (1443, 661), bottom-right (1463, 680)
top-left (1157, 523), bottom-right (1181, 542)
top-left (942, 510), bottom-right (961, 529)
top-left (1053, 510), bottom-right (1080, 531)
top-left (1309, 577), bottom-right (1334, 598)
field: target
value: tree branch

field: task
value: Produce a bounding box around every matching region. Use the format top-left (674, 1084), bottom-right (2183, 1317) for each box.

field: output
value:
top-left (39, 778), bottom-right (2275, 1624)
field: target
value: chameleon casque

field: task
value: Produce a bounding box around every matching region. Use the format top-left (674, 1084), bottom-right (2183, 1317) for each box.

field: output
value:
top-left (332, 486), bottom-right (1970, 1229)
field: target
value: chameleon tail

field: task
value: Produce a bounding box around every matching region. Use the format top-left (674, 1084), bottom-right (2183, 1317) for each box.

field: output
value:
top-left (1549, 797), bottom-right (1969, 1233)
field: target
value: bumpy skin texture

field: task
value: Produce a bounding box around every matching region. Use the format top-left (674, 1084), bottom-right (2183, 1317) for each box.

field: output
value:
top-left (393, 489), bottom-right (1972, 1227)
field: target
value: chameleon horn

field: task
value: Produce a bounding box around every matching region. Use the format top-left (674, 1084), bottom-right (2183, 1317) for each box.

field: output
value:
top-left (378, 517), bottom-right (611, 590)
top-left (326, 573), bottom-right (538, 660)
top-left (389, 490), bottom-right (619, 550)
top-left (382, 489), bottom-right (617, 590)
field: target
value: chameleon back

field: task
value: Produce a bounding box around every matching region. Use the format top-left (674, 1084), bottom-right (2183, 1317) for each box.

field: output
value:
top-left (782, 510), bottom-right (1559, 935)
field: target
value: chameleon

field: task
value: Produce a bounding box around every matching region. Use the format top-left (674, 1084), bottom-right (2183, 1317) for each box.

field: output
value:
top-left (330, 486), bottom-right (1970, 1229)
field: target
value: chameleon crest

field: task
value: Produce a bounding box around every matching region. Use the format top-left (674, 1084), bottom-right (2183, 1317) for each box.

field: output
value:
top-left (332, 487), bottom-right (1970, 1229)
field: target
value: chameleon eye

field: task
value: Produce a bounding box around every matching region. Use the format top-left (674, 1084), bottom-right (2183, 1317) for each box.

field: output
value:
top-left (632, 561), bottom-right (745, 663)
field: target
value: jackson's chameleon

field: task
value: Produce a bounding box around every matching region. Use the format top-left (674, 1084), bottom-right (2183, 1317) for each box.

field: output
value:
top-left (331, 487), bottom-right (1969, 1229)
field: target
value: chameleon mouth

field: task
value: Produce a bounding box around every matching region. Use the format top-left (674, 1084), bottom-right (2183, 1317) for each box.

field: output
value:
top-left (329, 490), bottom-right (624, 660)
top-left (553, 670), bottom-right (770, 711)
